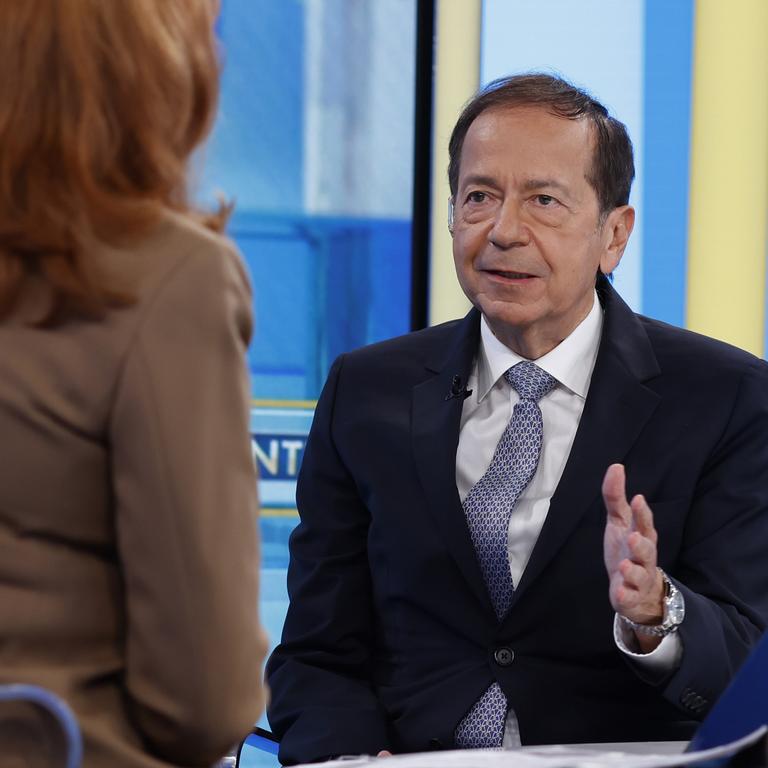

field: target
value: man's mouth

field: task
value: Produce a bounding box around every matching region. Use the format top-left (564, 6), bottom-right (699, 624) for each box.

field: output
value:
top-left (486, 269), bottom-right (536, 280)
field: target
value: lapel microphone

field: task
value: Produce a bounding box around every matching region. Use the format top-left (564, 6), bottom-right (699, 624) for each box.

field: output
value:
top-left (445, 375), bottom-right (473, 402)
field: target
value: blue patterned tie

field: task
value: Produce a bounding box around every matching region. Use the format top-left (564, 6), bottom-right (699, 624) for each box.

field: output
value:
top-left (455, 362), bottom-right (557, 748)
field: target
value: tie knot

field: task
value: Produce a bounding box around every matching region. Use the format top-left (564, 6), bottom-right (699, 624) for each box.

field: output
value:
top-left (505, 362), bottom-right (557, 402)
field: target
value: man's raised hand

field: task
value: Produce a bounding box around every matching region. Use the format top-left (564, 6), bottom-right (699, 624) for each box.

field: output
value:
top-left (602, 463), bottom-right (664, 649)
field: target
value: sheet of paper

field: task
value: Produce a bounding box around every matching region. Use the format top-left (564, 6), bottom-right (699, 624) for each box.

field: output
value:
top-left (295, 725), bottom-right (766, 768)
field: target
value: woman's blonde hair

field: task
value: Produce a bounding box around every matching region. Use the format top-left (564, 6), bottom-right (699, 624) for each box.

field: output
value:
top-left (0, 0), bottom-right (225, 323)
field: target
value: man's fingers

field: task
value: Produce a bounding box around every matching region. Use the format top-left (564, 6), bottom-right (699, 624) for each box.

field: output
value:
top-left (631, 494), bottom-right (657, 544)
top-left (602, 463), bottom-right (631, 524)
top-left (627, 531), bottom-right (656, 567)
top-left (619, 556), bottom-right (655, 590)
top-left (612, 564), bottom-right (666, 625)
top-left (601, 463), bottom-right (626, 506)
top-left (603, 465), bottom-right (664, 623)
top-left (610, 572), bottom-right (638, 611)
top-left (611, 565), bottom-right (650, 613)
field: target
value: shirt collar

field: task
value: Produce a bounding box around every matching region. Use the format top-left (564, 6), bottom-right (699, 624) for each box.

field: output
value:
top-left (475, 292), bottom-right (604, 402)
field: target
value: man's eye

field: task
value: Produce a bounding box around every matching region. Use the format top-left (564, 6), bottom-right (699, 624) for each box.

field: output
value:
top-left (466, 191), bottom-right (487, 204)
top-left (535, 194), bottom-right (556, 206)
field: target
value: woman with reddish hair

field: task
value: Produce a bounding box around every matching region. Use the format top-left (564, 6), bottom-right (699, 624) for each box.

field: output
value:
top-left (0, 1), bottom-right (267, 765)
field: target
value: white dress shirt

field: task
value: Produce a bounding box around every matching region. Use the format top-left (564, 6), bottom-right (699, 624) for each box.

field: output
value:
top-left (455, 293), bottom-right (681, 746)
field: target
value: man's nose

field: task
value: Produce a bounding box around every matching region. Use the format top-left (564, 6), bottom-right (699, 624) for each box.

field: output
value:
top-left (488, 199), bottom-right (529, 249)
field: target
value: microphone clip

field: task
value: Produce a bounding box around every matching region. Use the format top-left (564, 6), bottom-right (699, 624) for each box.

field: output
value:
top-left (445, 375), bottom-right (473, 402)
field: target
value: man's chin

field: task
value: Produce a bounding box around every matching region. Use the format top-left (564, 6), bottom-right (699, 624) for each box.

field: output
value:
top-left (479, 299), bottom-right (542, 332)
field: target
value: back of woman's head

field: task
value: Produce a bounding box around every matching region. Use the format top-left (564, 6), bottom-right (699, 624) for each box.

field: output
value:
top-left (0, 0), bottom-right (223, 323)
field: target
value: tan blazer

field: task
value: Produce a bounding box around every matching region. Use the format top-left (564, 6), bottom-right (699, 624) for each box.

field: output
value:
top-left (0, 213), bottom-right (268, 767)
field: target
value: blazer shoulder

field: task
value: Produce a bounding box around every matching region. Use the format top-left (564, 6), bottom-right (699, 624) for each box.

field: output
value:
top-left (316, 315), bottom-right (477, 407)
top-left (638, 313), bottom-right (768, 379)
top-left (99, 211), bottom-right (247, 306)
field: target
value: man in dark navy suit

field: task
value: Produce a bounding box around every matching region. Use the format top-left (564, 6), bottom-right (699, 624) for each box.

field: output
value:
top-left (266, 74), bottom-right (768, 765)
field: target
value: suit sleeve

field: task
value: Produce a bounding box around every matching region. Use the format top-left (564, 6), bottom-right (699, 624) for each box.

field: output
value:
top-left (109, 239), bottom-right (268, 766)
top-left (657, 359), bottom-right (768, 717)
top-left (266, 354), bottom-right (390, 765)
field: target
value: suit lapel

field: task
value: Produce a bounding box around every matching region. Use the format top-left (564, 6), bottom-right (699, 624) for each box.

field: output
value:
top-left (510, 281), bottom-right (662, 606)
top-left (411, 310), bottom-right (495, 614)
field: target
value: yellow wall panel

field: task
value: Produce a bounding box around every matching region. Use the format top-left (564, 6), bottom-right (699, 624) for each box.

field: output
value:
top-left (687, 0), bottom-right (768, 354)
top-left (428, 0), bottom-right (480, 326)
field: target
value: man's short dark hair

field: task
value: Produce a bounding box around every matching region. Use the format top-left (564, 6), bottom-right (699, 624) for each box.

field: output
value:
top-left (448, 73), bottom-right (635, 217)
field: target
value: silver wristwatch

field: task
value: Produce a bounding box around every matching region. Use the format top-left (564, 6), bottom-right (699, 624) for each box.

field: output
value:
top-left (620, 568), bottom-right (685, 637)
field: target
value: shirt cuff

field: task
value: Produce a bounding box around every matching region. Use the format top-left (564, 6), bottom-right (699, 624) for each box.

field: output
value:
top-left (613, 613), bottom-right (683, 677)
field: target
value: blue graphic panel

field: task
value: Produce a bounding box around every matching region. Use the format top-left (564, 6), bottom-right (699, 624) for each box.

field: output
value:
top-left (642, 0), bottom-right (694, 327)
top-left (232, 212), bottom-right (411, 400)
top-left (206, 0), bottom-right (304, 213)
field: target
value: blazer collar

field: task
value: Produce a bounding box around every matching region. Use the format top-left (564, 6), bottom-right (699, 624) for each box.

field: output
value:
top-left (412, 309), bottom-right (494, 613)
top-left (423, 308), bottom-right (481, 376)
top-left (595, 273), bottom-right (661, 382)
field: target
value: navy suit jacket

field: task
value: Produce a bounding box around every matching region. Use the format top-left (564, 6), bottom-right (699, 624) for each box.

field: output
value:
top-left (267, 279), bottom-right (768, 765)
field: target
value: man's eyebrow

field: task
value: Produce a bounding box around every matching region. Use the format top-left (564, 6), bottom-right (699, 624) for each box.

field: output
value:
top-left (520, 178), bottom-right (571, 194)
top-left (460, 174), bottom-right (500, 190)
top-left (460, 175), bottom-right (573, 194)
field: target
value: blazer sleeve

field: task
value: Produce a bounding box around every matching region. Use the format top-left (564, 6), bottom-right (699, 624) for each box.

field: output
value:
top-left (109, 238), bottom-right (268, 766)
top-left (658, 358), bottom-right (768, 717)
top-left (266, 354), bottom-right (391, 765)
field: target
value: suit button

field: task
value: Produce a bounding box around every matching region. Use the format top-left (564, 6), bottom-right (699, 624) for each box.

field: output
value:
top-left (428, 738), bottom-right (442, 750)
top-left (494, 647), bottom-right (514, 667)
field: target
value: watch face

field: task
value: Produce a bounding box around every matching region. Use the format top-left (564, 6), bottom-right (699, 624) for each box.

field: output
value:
top-left (667, 589), bottom-right (685, 626)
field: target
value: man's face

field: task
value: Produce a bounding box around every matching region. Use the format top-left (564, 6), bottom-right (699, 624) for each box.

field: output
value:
top-left (451, 105), bottom-right (633, 358)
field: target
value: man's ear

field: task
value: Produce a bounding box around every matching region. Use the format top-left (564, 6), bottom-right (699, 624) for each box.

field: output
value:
top-left (448, 197), bottom-right (455, 235)
top-left (599, 205), bottom-right (635, 274)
